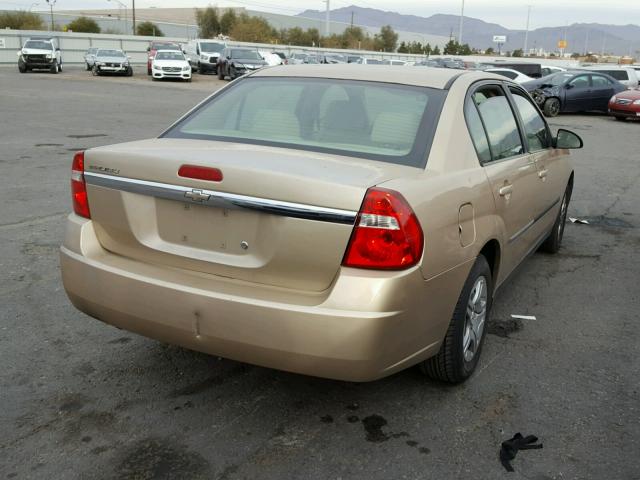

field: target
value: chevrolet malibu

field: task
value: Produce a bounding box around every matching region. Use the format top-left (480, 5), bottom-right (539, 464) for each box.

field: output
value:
top-left (60, 66), bottom-right (583, 383)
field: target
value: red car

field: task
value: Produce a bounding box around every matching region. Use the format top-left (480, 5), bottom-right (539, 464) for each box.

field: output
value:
top-left (609, 89), bottom-right (640, 121)
top-left (146, 41), bottom-right (181, 75)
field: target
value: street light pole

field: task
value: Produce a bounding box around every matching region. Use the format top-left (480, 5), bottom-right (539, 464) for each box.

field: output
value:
top-left (108, 0), bottom-right (127, 35)
top-left (458, 0), bottom-right (465, 44)
top-left (132, 0), bottom-right (136, 35)
top-left (523, 5), bottom-right (532, 56)
top-left (45, 0), bottom-right (56, 31)
top-left (324, 0), bottom-right (330, 38)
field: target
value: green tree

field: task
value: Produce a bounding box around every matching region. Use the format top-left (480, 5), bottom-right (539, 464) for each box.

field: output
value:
top-left (459, 43), bottom-right (472, 55)
top-left (67, 16), bottom-right (101, 33)
top-left (137, 21), bottom-right (163, 36)
top-left (196, 7), bottom-right (220, 38)
top-left (424, 43), bottom-right (432, 55)
top-left (230, 13), bottom-right (276, 43)
top-left (432, 45), bottom-right (441, 55)
top-left (485, 47), bottom-right (495, 55)
top-left (219, 9), bottom-right (237, 35)
top-left (0, 10), bottom-right (44, 30)
top-left (397, 41), bottom-right (408, 53)
top-left (374, 25), bottom-right (398, 52)
top-left (512, 48), bottom-right (523, 57)
top-left (443, 40), bottom-right (457, 55)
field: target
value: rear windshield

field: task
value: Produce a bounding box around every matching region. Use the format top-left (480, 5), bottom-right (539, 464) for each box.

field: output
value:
top-left (163, 77), bottom-right (445, 167)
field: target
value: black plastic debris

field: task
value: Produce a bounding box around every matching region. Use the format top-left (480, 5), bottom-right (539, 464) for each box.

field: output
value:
top-left (499, 433), bottom-right (543, 472)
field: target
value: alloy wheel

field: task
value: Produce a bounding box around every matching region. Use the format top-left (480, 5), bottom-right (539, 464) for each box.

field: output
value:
top-left (462, 276), bottom-right (487, 362)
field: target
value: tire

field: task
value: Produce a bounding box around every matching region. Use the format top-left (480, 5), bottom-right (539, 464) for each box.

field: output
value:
top-left (50, 60), bottom-right (59, 74)
top-left (58, 61), bottom-right (62, 72)
top-left (229, 66), bottom-right (236, 81)
top-left (126, 66), bottom-right (133, 77)
top-left (543, 97), bottom-right (561, 117)
top-left (614, 116), bottom-right (626, 122)
top-left (539, 183), bottom-right (572, 254)
top-left (18, 62), bottom-right (27, 73)
top-left (421, 255), bottom-right (493, 383)
top-left (92, 65), bottom-right (99, 76)
top-left (86, 62), bottom-right (91, 71)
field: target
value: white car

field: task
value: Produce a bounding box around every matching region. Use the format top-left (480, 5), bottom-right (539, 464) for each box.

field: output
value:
top-left (486, 68), bottom-right (533, 84)
top-left (580, 65), bottom-right (639, 89)
top-left (152, 50), bottom-right (192, 82)
top-left (258, 51), bottom-right (282, 66)
top-left (541, 65), bottom-right (566, 77)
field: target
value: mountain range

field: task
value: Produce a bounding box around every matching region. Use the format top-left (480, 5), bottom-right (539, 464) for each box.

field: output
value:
top-left (298, 6), bottom-right (640, 56)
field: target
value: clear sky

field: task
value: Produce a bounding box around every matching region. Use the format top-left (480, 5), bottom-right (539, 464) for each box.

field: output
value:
top-left (2, 0), bottom-right (637, 29)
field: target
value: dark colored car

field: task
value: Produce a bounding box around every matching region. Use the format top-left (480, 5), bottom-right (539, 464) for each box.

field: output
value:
top-left (608, 89), bottom-right (640, 121)
top-left (217, 48), bottom-right (267, 81)
top-left (522, 71), bottom-right (626, 117)
top-left (146, 41), bottom-right (181, 75)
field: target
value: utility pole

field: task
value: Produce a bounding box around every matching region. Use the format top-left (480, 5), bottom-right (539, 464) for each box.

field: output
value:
top-left (523, 5), bottom-right (532, 56)
top-left (45, 0), bottom-right (56, 31)
top-left (601, 32), bottom-right (606, 58)
top-left (324, 0), bottom-right (330, 38)
top-left (350, 10), bottom-right (354, 29)
top-left (132, 0), bottom-right (136, 35)
top-left (583, 28), bottom-right (589, 56)
top-left (458, 0), bottom-right (465, 44)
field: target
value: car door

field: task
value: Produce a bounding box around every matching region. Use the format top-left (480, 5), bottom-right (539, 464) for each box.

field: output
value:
top-left (563, 74), bottom-right (592, 112)
top-left (590, 74), bottom-right (616, 111)
top-left (467, 83), bottom-right (542, 274)
top-left (507, 86), bottom-right (561, 235)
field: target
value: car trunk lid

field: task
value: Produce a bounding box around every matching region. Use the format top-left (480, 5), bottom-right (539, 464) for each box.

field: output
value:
top-left (84, 138), bottom-right (415, 291)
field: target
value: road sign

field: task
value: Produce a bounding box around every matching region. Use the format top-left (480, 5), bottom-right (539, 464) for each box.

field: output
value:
top-left (558, 40), bottom-right (567, 49)
top-left (493, 35), bottom-right (507, 43)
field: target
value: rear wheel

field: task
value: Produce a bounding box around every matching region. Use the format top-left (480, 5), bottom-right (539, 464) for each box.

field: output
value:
top-left (540, 184), bottom-right (571, 254)
top-left (543, 98), bottom-right (561, 117)
top-left (421, 255), bottom-right (492, 383)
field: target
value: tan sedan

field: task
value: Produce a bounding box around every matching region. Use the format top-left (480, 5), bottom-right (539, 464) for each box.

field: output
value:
top-left (60, 65), bottom-right (583, 382)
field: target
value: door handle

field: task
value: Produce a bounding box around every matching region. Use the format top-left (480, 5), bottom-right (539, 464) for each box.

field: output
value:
top-left (538, 169), bottom-right (548, 179)
top-left (499, 184), bottom-right (513, 196)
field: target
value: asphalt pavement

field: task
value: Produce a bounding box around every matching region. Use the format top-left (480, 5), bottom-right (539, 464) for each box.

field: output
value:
top-left (1, 66), bottom-right (638, 480)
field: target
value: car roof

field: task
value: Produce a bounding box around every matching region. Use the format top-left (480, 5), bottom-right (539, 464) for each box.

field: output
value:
top-left (251, 64), bottom-right (496, 89)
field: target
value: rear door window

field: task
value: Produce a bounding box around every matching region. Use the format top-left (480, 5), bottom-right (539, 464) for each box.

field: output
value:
top-left (471, 85), bottom-right (524, 161)
top-left (592, 75), bottom-right (613, 87)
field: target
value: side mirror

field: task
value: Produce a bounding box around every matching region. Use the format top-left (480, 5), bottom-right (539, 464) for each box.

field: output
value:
top-left (56, 47), bottom-right (60, 51)
top-left (565, 83), bottom-right (574, 89)
top-left (555, 129), bottom-right (583, 149)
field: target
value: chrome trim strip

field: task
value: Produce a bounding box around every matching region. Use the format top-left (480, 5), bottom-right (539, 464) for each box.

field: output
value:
top-left (508, 197), bottom-right (560, 244)
top-left (84, 172), bottom-right (357, 225)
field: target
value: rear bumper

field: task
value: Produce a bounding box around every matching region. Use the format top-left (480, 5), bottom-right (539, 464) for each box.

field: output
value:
top-left (60, 215), bottom-right (469, 381)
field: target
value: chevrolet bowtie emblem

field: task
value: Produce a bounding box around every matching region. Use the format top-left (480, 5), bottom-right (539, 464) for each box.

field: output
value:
top-left (184, 189), bottom-right (210, 202)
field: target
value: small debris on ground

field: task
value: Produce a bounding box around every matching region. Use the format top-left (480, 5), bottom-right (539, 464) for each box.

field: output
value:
top-left (499, 432), bottom-right (543, 472)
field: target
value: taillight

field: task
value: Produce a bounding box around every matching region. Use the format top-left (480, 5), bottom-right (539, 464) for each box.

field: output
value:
top-left (178, 164), bottom-right (223, 182)
top-left (71, 151), bottom-right (90, 218)
top-left (342, 187), bottom-right (423, 270)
